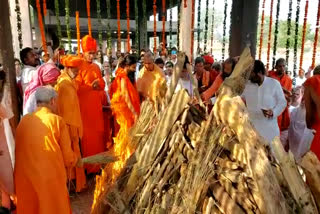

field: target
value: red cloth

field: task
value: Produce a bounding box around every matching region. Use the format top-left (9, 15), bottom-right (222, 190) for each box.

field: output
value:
top-left (304, 76), bottom-right (320, 160)
top-left (203, 55), bottom-right (214, 65)
top-left (24, 63), bottom-right (60, 106)
top-left (81, 35), bottom-right (97, 53)
top-left (269, 71), bottom-right (293, 131)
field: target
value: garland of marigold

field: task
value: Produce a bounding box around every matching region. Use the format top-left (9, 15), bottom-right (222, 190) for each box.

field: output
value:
top-left (126, 0), bottom-right (131, 52)
top-left (76, 11), bottom-right (81, 56)
top-left (135, 0), bottom-right (139, 51)
top-left (311, 0), bottom-right (320, 69)
top-left (15, 0), bottom-right (23, 49)
top-left (36, 0), bottom-right (47, 55)
top-left (43, 0), bottom-right (47, 16)
top-left (272, 0), bottom-right (281, 68)
top-left (55, 0), bottom-right (62, 47)
top-left (293, 0), bottom-right (301, 77)
top-left (197, 0), bottom-right (201, 54)
top-left (266, 0), bottom-right (274, 71)
top-left (97, 0), bottom-right (102, 50)
top-left (162, 0), bottom-right (166, 53)
top-left (191, 0), bottom-right (195, 60)
top-left (143, 0), bottom-right (147, 48)
top-left (299, 0), bottom-right (309, 75)
top-left (258, 0), bottom-right (266, 60)
top-left (204, 0), bottom-right (209, 53)
top-left (106, 0), bottom-right (112, 54)
top-left (169, 0), bottom-right (173, 49)
top-left (210, 0), bottom-right (215, 54)
top-left (222, 0), bottom-right (228, 61)
top-left (286, 0), bottom-right (293, 66)
top-left (86, 0), bottom-right (92, 37)
top-left (65, 0), bottom-right (71, 51)
top-left (153, 0), bottom-right (157, 53)
top-left (117, 0), bottom-right (121, 51)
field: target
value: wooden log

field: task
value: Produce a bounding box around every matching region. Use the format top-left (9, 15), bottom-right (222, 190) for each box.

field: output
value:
top-left (271, 137), bottom-right (318, 213)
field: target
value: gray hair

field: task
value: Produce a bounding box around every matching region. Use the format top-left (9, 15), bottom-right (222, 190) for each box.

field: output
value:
top-left (35, 86), bottom-right (57, 104)
top-left (144, 51), bottom-right (154, 61)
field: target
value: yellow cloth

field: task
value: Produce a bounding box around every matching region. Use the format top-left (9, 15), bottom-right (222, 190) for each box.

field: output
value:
top-left (15, 107), bottom-right (77, 214)
top-left (55, 71), bottom-right (86, 192)
top-left (137, 64), bottom-right (166, 103)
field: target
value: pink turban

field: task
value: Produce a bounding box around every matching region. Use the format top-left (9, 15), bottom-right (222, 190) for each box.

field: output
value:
top-left (24, 63), bottom-right (60, 106)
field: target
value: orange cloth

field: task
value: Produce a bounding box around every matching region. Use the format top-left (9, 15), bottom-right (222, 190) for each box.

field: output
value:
top-left (14, 107), bottom-right (77, 214)
top-left (137, 64), bottom-right (166, 103)
top-left (209, 69), bottom-right (219, 86)
top-left (81, 35), bottom-right (97, 53)
top-left (55, 71), bottom-right (86, 192)
top-left (201, 73), bottom-right (224, 101)
top-left (75, 61), bottom-right (106, 173)
top-left (269, 71), bottom-right (293, 131)
top-left (60, 55), bottom-right (83, 68)
top-left (304, 76), bottom-right (320, 160)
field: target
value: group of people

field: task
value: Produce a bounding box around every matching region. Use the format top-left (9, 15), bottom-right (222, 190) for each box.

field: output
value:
top-left (1, 33), bottom-right (320, 214)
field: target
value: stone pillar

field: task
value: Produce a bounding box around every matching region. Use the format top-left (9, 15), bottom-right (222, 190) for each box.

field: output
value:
top-left (229, 0), bottom-right (260, 57)
top-left (179, 0), bottom-right (192, 60)
top-left (0, 0), bottom-right (20, 127)
top-left (138, 10), bottom-right (148, 50)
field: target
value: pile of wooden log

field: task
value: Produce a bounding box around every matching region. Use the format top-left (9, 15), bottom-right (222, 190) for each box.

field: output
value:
top-left (92, 48), bottom-right (319, 214)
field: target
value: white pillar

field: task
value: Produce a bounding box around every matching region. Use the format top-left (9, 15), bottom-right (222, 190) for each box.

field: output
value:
top-left (179, 0), bottom-right (192, 60)
top-left (8, 0), bottom-right (19, 58)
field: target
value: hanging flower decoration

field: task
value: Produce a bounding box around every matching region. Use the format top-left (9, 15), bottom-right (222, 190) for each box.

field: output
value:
top-left (153, 0), bottom-right (157, 53)
top-left (312, 0), bottom-right (320, 69)
top-left (184, 0), bottom-right (187, 8)
top-left (106, 0), bottom-right (112, 54)
top-left (117, 0), bottom-right (121, 51)
top-left (258, 0), bottom-right (266, 60)
top-left (162, 0), bottom-right (166, 53)
top-left (272, 0), bottom-right (280, 68)
top-left (299, 0), bottom-right (308, 76)
top-left (76, 11), bottom-right (81, 56)
top-left (127, 0), bottom-right (131, 52)
top-left (143, 0), bottom-right (147, 48)
top-left (191, 0), bottom-right (195, 60)
top-left (36, 0), bottom-right (48, 55)
top-left (177, 0), bottom-right (181, 50)
top-left (135, 0), bottom-right (139, 51)
top-left (197, 0), bottom-right (201, 54)
top-left (86, 0), bottom-right (92, 37)
top-left (43, 0), bottom-right (47, 16)
top-left (65, 0), bottom-right (71, 51)
top-left (293, 0), bottom-right (301, 78)
top-left (55, 0), bottom-right (62, 47)
top-left (210, 0), bottom-right (215, 54)
top-left (169, 0), bottom-right (173, 49)
top-left (204, 0), bottom-right (209, 53)
top-left (97, 0), bottom-right (103, 50)
top-left (15, 0), bottom-right (23, 49)
top-left (266, 0), bottom-right (274, 71)
top-left (222, 0), bottom-right (228, 61)
top-left (286, 0), bottom-right (293, 67)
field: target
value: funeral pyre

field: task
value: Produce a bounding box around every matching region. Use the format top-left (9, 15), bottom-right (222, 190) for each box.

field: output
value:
top-left (92, 48), bottom-right (320, 214)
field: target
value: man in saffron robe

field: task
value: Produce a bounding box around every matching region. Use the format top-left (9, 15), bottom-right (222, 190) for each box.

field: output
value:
top-left (304, 74), bottom-right (320, 160)
top-left (137, 51), bottom-right (166, 105)
top-left (55, 55), bottom-right (86, 192)
top-left (75, 35), bottom-right (106, 173)
top-left (15, 86), bottom-right (80, 214)
top-left (269, 58), bottom-right (292, 145)
top-left (203, 55), bottom-right (219, 86)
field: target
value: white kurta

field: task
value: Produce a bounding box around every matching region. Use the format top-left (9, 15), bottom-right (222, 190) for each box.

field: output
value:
top-left (242, 77), bottom-right (287, 144)
top-left (21, 65), bottom-right (37, 93)
top-left (176, 78), bottom-right (193, 97)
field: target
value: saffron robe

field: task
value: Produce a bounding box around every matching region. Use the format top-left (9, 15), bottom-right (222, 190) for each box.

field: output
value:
top-left (15, 107), bottom-right (77, 214)
top-left (304, 76), bottom-right (320, 160)
top-left (137, 64), bottom-right (166, 103)
top-left (75, 61), bottom-right (106, 173)
top-left (269, 71), bottom-right (293, 131)
top-left (55, 72), bottom-right (86, 192)
top-left (201, 73), bottom-right (224, 101)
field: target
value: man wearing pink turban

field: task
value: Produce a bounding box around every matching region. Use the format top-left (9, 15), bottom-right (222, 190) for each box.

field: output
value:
top-left (23, 63), bottom-right (60, 115)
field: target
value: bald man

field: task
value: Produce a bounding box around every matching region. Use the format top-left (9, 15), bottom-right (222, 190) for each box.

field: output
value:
top-left (137, 52), bottom-right (166, 104)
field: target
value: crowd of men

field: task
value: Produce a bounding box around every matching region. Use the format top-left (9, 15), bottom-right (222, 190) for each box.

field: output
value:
top-left (0, 34), bottom-right (320, 213)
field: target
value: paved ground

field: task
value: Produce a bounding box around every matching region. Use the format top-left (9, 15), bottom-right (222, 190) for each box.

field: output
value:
top-left (70, 177), bottom-right (96, 214)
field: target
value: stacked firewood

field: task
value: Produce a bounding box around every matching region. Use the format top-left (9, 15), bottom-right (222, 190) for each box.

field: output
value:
top-left (92, 48), bottom-right (319, 214)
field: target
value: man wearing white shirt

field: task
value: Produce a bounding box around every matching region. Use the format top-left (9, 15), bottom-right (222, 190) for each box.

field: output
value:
top-left (20, 48), bottom-right (40, 93)
top-left (242, 60), bottom-right (287, 143)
